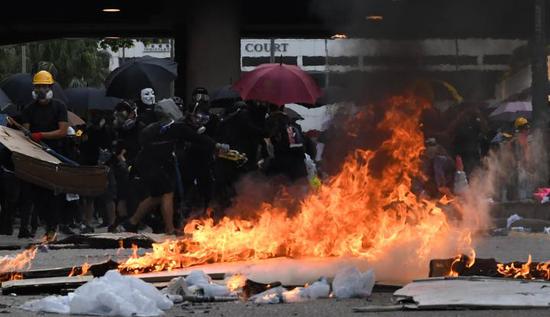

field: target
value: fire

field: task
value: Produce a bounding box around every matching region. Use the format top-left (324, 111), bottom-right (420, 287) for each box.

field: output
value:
top-left (119, 95), bottom-right (473, 278)
top-left (498, 255), bottom-right (534, 279)
top-left (0, 247), bottom-right (37, 275)
top-left (226, 274), bottom-right (247, 292)
top-left (68, 262), bottom-right (91, 277)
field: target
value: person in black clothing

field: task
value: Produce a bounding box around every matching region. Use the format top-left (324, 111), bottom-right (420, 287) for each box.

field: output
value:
top-left (264, 104), bottom-right (307, 181)
top-left (21, 70), bottom-right (69, 240)
top-left (112, 100), bottom-right (145, 222)
top-left (121, 115), bottom-right (229, 234)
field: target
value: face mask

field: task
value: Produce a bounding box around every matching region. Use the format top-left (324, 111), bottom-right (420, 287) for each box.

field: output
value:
top-left (193, 93), bottom-right (209, 103)
top-left (32, 87), bottom-right (53, 101)
top-left (140, 88), bottom-right (155, 106)
top-left (114, 110), bottom-right (136, 130)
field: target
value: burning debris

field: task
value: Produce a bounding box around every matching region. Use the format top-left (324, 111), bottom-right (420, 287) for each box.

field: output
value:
top-left (117, 95), bottom-right (475, 281)
top-left (432, 254), bottom-right (550, 280)
top-left (0, 247), bottom-right (37, 282)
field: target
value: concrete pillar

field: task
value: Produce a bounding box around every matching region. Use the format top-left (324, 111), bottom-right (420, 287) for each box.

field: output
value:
top-left (174, 0), bottom-right (242, 104)
top-left (531, 0), bottom-right (549, 128)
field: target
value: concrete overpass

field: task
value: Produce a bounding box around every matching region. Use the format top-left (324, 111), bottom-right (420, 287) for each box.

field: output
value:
top-left (0, 0), bottom-right (544, 104)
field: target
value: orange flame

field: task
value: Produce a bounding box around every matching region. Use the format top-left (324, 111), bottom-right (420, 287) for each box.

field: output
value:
top-left (498, 255), bottom-right (534, 279)
top-left (226, 274), bottom-right (247, 292)
top-left (119, 95), bottom-right (472, 277)
top-left (0, 247), bottom-right (37, 274)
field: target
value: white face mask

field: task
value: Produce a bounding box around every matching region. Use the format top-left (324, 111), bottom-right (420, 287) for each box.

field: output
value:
top-left (32, 87), bottom-right (53, 101)
top-left (140, 88), bottom-right (155, 106)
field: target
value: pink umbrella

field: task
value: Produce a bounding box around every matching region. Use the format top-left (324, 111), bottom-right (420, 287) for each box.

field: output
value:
top-left (233, 63), bottom-right (322, 106)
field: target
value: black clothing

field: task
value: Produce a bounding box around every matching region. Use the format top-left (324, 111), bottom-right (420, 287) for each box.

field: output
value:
top-left (136, 102), bottom-right (157, 126)
top-left (21, 98), bottom-right (68, 150)
top-left (21, 98), bottom-right (68, 233)
top-left (137, 120), bottom-right (216, 197)
top-left (115, 121), bottom-right (145, 166)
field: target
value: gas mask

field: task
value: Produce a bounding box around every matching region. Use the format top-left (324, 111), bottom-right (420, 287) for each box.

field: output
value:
top-left (32, 86), bottom-right (53, 102)
top-left (114, 109), bottom-right (137, 130)
top-left (192, 92), bottom-right (209, 104)
top-left (140, 88), bottom-right (156, 106)
top-left (193, 112), bottom-right (211, 126)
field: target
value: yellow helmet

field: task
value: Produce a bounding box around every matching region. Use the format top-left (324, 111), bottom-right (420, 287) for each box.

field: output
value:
top-left (514, 117), bottom-right (529, 129)
top-left (32, 70), bottom-right (54, 85)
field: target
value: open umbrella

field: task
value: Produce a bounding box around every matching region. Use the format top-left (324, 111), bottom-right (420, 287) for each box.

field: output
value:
top-left (211, 85), bottom-right (241, 107)
top-left (105, 56), bottom-right (177, 100)
top-left (0, 88), bottom-right (17, 116)
top-left (0, 73), bottom-right (68, 109)
top-left (68, 111), bottom-right (85, 126)
top-left (65, 87), bottom-right (121, 117)
top-left (489, 101), bottom-right (531, 122)
top-left (233, 63), bottom-right (322, 106)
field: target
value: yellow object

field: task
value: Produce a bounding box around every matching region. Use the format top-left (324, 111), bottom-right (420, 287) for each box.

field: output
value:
top-left (309, 176), bottom-right (322, 189)
top-left (218, 150), bottom-right (248, 165)
top-left (32, 70), bottom-right (54, 85)
top-left (514, 117), bottom-right (529, 129)
top-left (75, 130), bottom-right (83, 137)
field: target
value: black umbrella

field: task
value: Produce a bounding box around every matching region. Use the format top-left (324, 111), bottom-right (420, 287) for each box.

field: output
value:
top-left (211, 85), bottom-right (241, 107)
top-left (65, 87), bottom-right (121, 117)
top-left (0, 73), bottom-right (68, 109)
top-left (105, 56), bottom-right (177, 100)
top-left (0, 88), bottom-right (17, 116)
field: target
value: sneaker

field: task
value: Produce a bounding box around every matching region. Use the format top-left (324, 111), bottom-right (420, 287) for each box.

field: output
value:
top-left (107, 224), bottom-right (119, 233)
top-left (118, 220), bottom-right (138, 233)
top-left (80, 224), bottom-right (95, 234)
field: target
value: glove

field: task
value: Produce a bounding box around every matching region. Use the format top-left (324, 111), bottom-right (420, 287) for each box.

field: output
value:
top-left (215, 143), bottom-right (230, 153)
top-left (31, 132), bottom-right (43, 142)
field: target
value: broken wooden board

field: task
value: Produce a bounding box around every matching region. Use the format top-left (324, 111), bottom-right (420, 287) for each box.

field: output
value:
top-left (1, 275), bottom-right (92, 295)
top-left (394, 277), bottom-right (550, 309)
top-left (429, 257), bottom-right (499, 278)
top-left (0, 259), bottom-right (119, 284)
top-left (0, 126), bottom-right (60, 164)
top-left (430, 257), bottom-right (550, 280)
top-left (50, 233), bottom-right (165, 249)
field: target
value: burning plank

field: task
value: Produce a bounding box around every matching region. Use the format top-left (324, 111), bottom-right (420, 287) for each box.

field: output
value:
top-left (430, 255), bottom-right (550, 280)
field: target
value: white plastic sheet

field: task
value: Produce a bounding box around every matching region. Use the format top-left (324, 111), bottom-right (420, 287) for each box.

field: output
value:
top-left (282, 278), bottom-right (330, 303)
top-left (332, 266), bottom-right (375, 299)
top-left (21, 270), bottom-right (174, 316)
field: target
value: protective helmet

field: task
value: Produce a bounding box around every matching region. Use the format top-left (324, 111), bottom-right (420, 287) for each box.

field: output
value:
top-left (514, 117), bottom-right (529, 129)
top-left (32, 70), bottom-right (54, 85)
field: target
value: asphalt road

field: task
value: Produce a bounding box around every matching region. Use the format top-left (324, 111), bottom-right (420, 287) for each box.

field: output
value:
top-left (0, 230), bottom-right (549, 316)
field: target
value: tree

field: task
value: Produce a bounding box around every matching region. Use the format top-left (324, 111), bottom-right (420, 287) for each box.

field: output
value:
top-left (26, 39), bottom-right (110, 88)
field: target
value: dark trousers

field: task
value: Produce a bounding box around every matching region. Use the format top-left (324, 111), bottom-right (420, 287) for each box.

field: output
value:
top-left (31, 185), bottom-right (61, 231)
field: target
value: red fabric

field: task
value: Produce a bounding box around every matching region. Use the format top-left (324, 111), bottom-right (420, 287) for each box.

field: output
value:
top-left (233, 63), bottom-right (322, 106)
top-left (31, 132), bottom-right (43, 142)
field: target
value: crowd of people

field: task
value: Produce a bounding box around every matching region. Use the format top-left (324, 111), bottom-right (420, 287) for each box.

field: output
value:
top-left (0, 69), bottom-right (540, 241)
top-left (0, 70), bottom-right (318, 239)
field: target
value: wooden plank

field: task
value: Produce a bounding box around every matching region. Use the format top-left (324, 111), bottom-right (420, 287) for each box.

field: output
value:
top-left (50, 233), bottom-right (169, 249)
top-left (0, 126), bottom-right (60, 164)
top-left (1, 275), bottom-right (92, 295)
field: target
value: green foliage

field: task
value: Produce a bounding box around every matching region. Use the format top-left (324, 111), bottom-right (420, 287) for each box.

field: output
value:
top-left (26, 39), bottom-right (110, 87)
top-left (98, 38), bottom-right (134, 52)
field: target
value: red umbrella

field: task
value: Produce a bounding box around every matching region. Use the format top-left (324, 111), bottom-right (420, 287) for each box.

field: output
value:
top-left (233, 63), bottom-right (322, 106)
